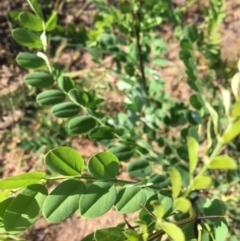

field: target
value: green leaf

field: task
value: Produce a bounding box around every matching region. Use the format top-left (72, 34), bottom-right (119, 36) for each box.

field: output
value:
top-left (109, 145), bottom-right (134, 161)
top-left (209, 155), bottom-right (237, 170)
top-left (168, 167), bottom-right (181, 198)
top-left (43, 179), bottom-right (86, 223)
top-left (127, 160), bottom-right (152, 178)
top-left (186, 110), bottom-right (202, 125)
top-left (231, 72), bottom-right (240, 100)
top-left (51, 102), bottom-right (80, 118)
top-left (192, 176), bottom-right (212, 189)
top-left (4, 184), bottom-right (47, 232)
top-left (222, 120), bottom-right (240, 143)
top-left (160, 222), bottom-right (185, 241)
top-left (0, 172), bottom-right (45, 189)
top-left (69, 89), bottom-right (89, 106)
top-left (17, 52), bottom-right (46, 70)
top-left (124, 229), bottom-right (142, 241)
top-left (174, 197), bottom-right (191, 213)
top-left (57, 76), bottom-right (75, 93)
top-left (0, 198), bottom-right (14, 225)
top-left (152, 58), bottom-right (169, 67)
top-left (150, 200), bottom-right (165, 219)
top-left (189, 94), bottom-right (203, 110)
top-left (0, 190), bottom-right (11, 202)
top-left (46, 11), bottom-right (58, 31)
top-left (12, 28), bottom-right (42, 48)
top-left (89, 126), bottom-right (115, 141)
top-left (79, 182), bottom-right (116, 218)
top-left (231, 100), bottom-right (240, 119)
top-left (95, 227), bottom-right (125, 241)
top-left (88, 152), bottom-right (120, 179)
top-left (26, 0), bottom-right (44, 20)
top-left (220, 88), bottom-right (231, 116)
top-left (187, 136), bottom-right (199, 176)
top-left (44, 146), bottom-right (84, 176)
top-left (214, 219), bottom-right (228, 241)
top-left (205, 102), bottom-right (219, 136)
top-left (81, 232), bottom-right (95, 241)
top-left (115, 187), bottom-right (146, 213)
top-left (68, 116), bottom-right (96, 134)
top-left (36, 89), bottom-right (66, 106)
top-left (18, 11), bottom-right (43, 31)
top-left (9, 10), bottom-right (21, 21)
top-left (24, 72), bottom-right (54, 88)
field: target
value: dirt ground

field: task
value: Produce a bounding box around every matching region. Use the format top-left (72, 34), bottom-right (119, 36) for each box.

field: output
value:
top-left (0, 0), bottom-right (240, 240)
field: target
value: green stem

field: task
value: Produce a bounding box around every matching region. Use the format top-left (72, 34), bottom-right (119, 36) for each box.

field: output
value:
top-left (133, 3), bottom-right (147, 93)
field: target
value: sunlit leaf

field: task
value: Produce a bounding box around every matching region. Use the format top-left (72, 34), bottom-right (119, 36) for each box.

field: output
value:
top-left (187, 136), bottom-right (199, 176)
top-left (44, 146), bottom-right (84, 176)
top-left (209, 155), bottom-right (237, 170)
top-left (192, 175), bottom-right (212, 189)
top-left (205, 102), bottom-right (219, 136)
top-left (18, 11), bottom-right (43, 31)
top-left (4, 184), bottom-right (47, 232)
top-left (160, 222), bottom-right (185, 241)
top-left (168, 167), bottom-right (181, 198)
top-left (0, 172), bottom-right (45, 189)
top-left (220, 88), bottom-right (231, 116)
top-left (46, 11), bottom-right (57, 31)
top-left (150, 200), bottom-right (165, 219)
top-left (231, 72), bottom-right (240, 100)
top-left (174, 197), bottom-right (191, 213)
top-left (222, 120), bottom-right (240, 143)
top-left (26, 0), bottom-right (44, 20)
top-left (88, 152), bottom-right (119, 179)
